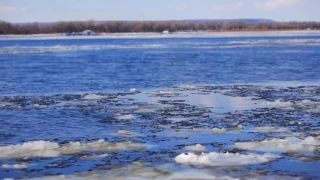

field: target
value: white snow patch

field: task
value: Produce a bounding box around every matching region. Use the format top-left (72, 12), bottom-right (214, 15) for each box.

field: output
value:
top-left (234, 136), bottom-right (320, 152)
top-left (212, 128), bottom-right (227, 134)
top-left (174, 152), bottom-right (280, 166)
top-left (184, 144), bottom-right (206, 152)
top-left (1, 163), bottom-right (29, 169)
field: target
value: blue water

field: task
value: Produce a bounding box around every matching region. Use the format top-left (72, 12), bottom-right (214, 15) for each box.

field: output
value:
top-left (1, 36), bottom-right (320, 95)
top-left (0, 35), bottom-right (320, 179)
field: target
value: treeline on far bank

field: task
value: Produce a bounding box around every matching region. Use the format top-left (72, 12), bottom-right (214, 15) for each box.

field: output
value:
top-left (0, 20), bottom-right (320, 34)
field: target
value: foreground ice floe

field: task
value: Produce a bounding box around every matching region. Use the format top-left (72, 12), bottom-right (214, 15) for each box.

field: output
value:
top-left (174, 152), bottom-right (280, 166)
top-left (0, 139), bottom-right (147, 158)
top-left (184, 144), bottom-right (206, 152)
top-left (234, 136), bottom-right (320, 152)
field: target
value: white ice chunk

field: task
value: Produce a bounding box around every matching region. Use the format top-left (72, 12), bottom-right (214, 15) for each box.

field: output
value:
top-left (1, 163), bottom-right (29, 169)
top-left (115, 114), bottom-right (136, 120)
top-left (178, 85), bottom-right (199, 89)
top-left (175, 152), bottom-right (280, 166)
top-left (117, 130), bottom-right (134, 137)
top-left (83, 94), bottom-right (111, 100)
top-left (79, 153), bottom-right (108, 160)
top-left (234, 136), bottom-right (320, 152)
top-left (254, 126), bottom-right (286, 133)
top-left (212, 128), bottom-right (227, 134)
top-left (184, 144), bottom-right (206, 152)
top-left (0, 139), bottom-right (147, 158)
top-left (266, 100), bottom-right (293, 107)
top-left (0, 140), bottom-right (60, 158)
top-left (129, 88), bottom-right (141, 93)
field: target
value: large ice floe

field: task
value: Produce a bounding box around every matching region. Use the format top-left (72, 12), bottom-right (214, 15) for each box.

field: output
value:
top-left (174, 152), bottom-right (280, 166)
top-left (0, 139), bottom-right (147, 158)
top-left (234, 136), bottom-right (320, 152)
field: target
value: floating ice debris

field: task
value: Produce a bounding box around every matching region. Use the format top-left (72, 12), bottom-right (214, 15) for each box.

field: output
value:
top-left (234, 136), bottom-right (320, 152)
top-left (134, 108), bottom-right (156, 113)
top-left (184, 144), bottom-right (206, 152)
top-left (306, 107), bottom-right (320, 114)
top-left (129, 88), bottom-right (141, 93)
top-left (79, 153), bottom-right (108, 160)
top-left (254, 126), bottom-right (286, 133)
top-left (1, 163), bottom-right (29, 169)
top-left (59, 140), bottom-right (147, 154)
top-left (266, 100), bottom-right (293, 107)
top-left (0, 140), bottom-right (147, 158)
top-left (174, 152), bottom-right (280, 166)
top-left (152, 90), bottom-right (173, 96)
top-left (115, 114), bottom-right (136, 120)
top-left (117, 130), bottom-right (134, 137)
top-left (22, 163), bottom-right (240, 180)
top-left (0, 140), bottom-right (60, 158)
top-left (167, 170), bottom-right (239, 180)
top-left (83, 94), bottom-right (112, 100)
top-left (212, 128), bottom-right (227, 134)
top-left (178, 85), bottom-right (199, 89)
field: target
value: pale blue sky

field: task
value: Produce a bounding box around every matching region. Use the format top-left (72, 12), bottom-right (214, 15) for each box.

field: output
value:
top-left (0, 0), bottom-right (319, 22)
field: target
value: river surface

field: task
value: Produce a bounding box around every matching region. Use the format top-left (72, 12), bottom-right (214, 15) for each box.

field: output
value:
top-left (0, 35), bottom-right (319, 180)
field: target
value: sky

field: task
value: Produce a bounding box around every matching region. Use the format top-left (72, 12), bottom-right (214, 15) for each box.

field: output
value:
top-left (0, 0), bottom-right (319, 23)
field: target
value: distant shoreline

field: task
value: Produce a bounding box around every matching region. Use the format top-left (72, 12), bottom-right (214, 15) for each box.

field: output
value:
top-left (1, 30), bottom-right (320, 40)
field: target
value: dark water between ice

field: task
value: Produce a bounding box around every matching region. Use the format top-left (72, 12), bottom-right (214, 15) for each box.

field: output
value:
top-left (0, 35), bottom-right (319, 179)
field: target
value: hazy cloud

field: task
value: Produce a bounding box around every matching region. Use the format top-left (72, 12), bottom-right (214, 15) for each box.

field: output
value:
top-left (211, 2), bottom-right (244, 11)
top-left (256, 0), bottom-right (301, 10)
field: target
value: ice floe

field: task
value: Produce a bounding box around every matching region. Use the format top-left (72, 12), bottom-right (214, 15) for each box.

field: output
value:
top-left (115, 114), bottom-right (136, 120)
top-left (253, 126), bottom-right (286, 133)
top-left (234, 136), bottom-right (320, 152)
top-left (129, 88), bottom-right (141, 93)
top-left (0, 140), bottom-right (147, 158)
top-left (1, 163), bottom-right (29, 169)
top-left (0, 140), bottom-right (60, 158)
top-left (79, 153), bottom-right (109, 160)
top-left (174, 152), bottom-right (280, 166)
top-left (266, 100), bottom-right (293, 107)
top-left (184, 144), bottom-right (206, 152)
top-left (178, 85), bottom-right (199, 89)
top-left (117, 130), bottom-right (135, 137)
top-left (212, 128), bottom-right (227, 134)
top-left (83, 94), bottom-right (112, 100)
